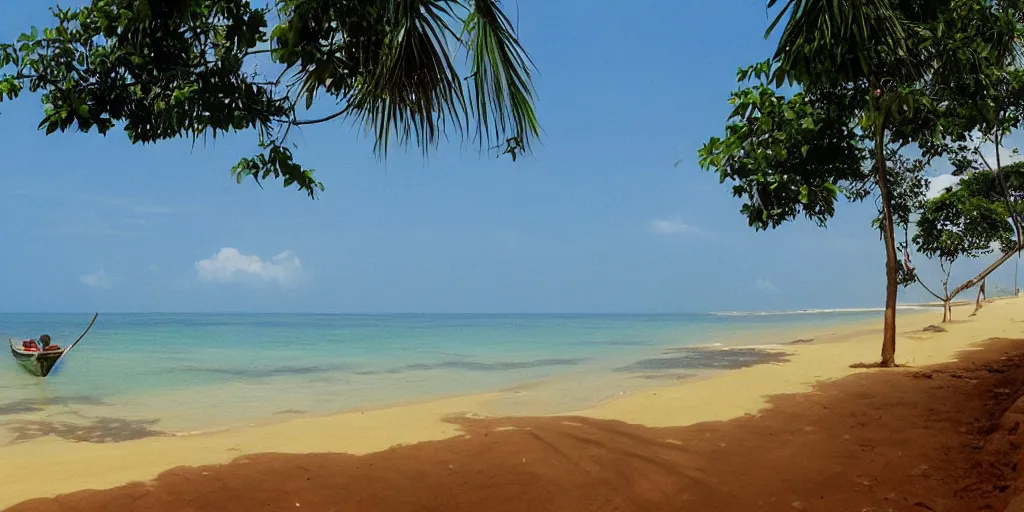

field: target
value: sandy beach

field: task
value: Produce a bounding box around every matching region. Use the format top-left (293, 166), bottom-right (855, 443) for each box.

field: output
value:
top-left (5, 299), bottom-right (1024, 510)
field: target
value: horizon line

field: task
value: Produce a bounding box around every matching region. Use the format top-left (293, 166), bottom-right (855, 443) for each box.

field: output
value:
top-left (0, 304), bottom-right (945, 316)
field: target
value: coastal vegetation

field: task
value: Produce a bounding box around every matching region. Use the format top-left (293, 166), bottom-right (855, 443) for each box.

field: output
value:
top-left (0, 0), bottom-right (539, 198)
top-left (909, 164), bottom-right (1023, 321)
top-left (699, 0), bottom-right (1024, 366)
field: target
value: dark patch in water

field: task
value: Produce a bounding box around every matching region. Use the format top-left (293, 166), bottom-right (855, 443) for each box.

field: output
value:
top-left (0, 396), bottom-right (107, 416)
top-left (274, 409), bottom-right (307, 415)
top-left (353, 368), bottom-right (404, 376)
top-left (433, 358), bottom-right (586, 371)
top-left (186, 363), bottom-right (354, 379)
top-left (616, 348), bottom-right (791, 372)
top-left (354, 358), bottom-right (585, 376)
top-left (4, 416), bottom-right (164, 443)
top-left (787, 338), bottom-right (815, 345)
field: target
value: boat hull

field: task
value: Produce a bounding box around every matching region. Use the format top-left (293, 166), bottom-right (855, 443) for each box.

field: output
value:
top-left (9, 341), bottom-right (64, 377)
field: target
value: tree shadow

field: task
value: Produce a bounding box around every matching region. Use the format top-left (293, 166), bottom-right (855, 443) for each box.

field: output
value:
top-left (849, 362), bottom-right (904, 369)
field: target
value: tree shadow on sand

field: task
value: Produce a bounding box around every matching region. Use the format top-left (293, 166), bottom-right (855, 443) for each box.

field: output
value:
top-left (4, 417), bottom-right (165, 444)
top-left (849, 362), bottom-right (905, 369)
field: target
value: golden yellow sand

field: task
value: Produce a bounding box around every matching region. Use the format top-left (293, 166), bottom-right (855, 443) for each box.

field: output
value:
top-left (578, 299), bottom-right (1024, 426)
top-left (2, 298), bottom-right (1022, 509)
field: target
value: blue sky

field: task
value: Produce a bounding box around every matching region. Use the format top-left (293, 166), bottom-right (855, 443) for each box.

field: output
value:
top-left (0, 1), bottom-right (1017, 313)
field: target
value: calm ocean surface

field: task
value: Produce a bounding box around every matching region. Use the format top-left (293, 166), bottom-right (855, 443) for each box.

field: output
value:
top-left (0, 311), bottom-right (895, 442)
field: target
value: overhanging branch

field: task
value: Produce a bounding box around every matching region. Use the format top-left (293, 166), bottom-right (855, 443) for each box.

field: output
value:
top-left (291, 109), bottom-right (346, 126)
top-left (916, 275), bottom-right (947, 302)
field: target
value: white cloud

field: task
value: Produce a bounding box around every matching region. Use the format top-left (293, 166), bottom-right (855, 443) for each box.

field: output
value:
top-left (195, 248), bottom-right (305, 287)
top-left (756, 278), bottom-right (777, 292)
top-left (981, 145), bottom-right (1024, 170)
top-left (926, 174), bottom-right (962, 199)
top-left (926, 143), bottom-right (1024, 199)
top-left (649, 217), bottom-right (698, 236)
top-left (80, 270), bottom-right (112, 289)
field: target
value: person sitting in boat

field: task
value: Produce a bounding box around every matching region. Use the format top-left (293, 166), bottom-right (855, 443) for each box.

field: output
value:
top-left (39, 334), bottom-right (60, 351)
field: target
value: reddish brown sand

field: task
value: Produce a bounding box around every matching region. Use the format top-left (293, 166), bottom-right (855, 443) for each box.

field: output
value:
top-left (10, 339), bottom-right (1024, 512)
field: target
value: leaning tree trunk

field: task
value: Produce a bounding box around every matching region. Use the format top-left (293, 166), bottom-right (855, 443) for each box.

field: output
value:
top-left (949, 247), bottom-right (1022, 303)
top-left (874, 127), bottom-right (898, 368)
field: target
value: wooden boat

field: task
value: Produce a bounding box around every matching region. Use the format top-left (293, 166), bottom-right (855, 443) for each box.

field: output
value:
top-left (8, 313), bottom-right (98, 378)
top-left (9, 339), bottom-right (65, 377)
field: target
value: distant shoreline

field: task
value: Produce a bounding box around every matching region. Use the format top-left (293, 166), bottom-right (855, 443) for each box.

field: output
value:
top-left (0, 301), bottom-right (984, 316)
top-left (712, 295), bottom-right (1020, 316)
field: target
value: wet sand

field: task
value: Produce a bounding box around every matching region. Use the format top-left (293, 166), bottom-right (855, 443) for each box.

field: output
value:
top-left (5, 299), bottom-right (1024, 510)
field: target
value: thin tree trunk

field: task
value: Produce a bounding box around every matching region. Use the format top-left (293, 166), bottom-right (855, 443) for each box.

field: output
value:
top-left (910, 258), bottom-right (949, 324)
top-left (971, 279), bottom-right (986, 317)
top-left (994, 135), bottom-right (1023, 244)
top-left (941, 261), bottom-right (953, 322)
top-left (874, 127), bottom-right (898, 368)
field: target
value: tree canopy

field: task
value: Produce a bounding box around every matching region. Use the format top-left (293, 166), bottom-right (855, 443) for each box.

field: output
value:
top-left (701, 0), bottom-right (1024, 366)
top-left (905, 164), bottom-right (1022, 320)
top-left (0, 0), bottom-right (540, 198)
top-left (913, 174), bottom-right (1014, 267)
top-left (697, 61), bottom-right (871, 232)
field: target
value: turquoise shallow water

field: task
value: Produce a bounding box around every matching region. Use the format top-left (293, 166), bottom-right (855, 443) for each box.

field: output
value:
top-left (0, 311), bottom-right (893, 441)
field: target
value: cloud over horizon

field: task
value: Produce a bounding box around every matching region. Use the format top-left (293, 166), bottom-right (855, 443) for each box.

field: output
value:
top-left (649, 217), bottom-right (698, 236)
top-left (195, 248), bottom-right (305, 287)
top-left (926, 144), bottom-right (1024, 200)
top-left (80, 269), bottom-right (112, 289)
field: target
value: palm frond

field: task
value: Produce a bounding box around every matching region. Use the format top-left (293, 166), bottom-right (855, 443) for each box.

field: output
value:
top-left (766, 0), bottom-right (912, 85)
top-left (462, 0), bottom-right (539, 156)
top-left (346, 0), bottom-right (467, 156)
top-left (276, 0), bottom-right (539, 159)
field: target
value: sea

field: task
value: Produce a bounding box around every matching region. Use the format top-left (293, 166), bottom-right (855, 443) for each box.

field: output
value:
top-left (0, 310), bottom-right (919, 444)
